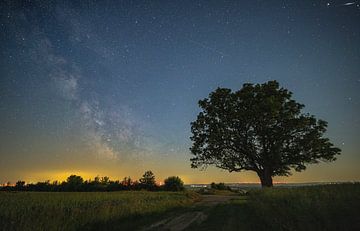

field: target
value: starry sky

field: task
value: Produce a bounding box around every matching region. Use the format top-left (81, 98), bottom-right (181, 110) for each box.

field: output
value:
top-left (0, 0), bottom-right (359, 184)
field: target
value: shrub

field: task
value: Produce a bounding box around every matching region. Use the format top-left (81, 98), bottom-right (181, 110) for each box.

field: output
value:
top-left (164, 176), bottom-right (185, 191)
top-left (210, 182), bottom-right (231, 191)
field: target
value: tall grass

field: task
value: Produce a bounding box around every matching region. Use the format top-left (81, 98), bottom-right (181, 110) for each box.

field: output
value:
top-left (248, 183), bottom-right (360, 231)
top-left (0, 191), bottom-right (199, 231)
top-left (2, 184), bottom-right (359, 230)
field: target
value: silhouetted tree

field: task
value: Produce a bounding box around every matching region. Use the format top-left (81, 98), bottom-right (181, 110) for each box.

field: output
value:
top-left (139, 170), bottom-right (157, 190)
top-left (164, 176), bottom-right (184, 191)
top-left (15, 180), bottom-right (26, 190)
top-left (131, 180), bottom-right (141, 190)
top-left (94, 176), bottom-right (100, 183)
top-left (34, 180), bottom-right (51, 191)
top-left (107, 180), bottom-right (121, 191)
top-left (190, 80), bottom-right (341, 187)
top-left (100, 176), bottom-right (110, 185)
top-left (67, 175), bottom-right (83, 185)
top-left (210, 182), bottom-right (230, 190)
top-left (121, 176), bottom-right (133, 190)
top-left (66, 175), bottom-right (84, 191)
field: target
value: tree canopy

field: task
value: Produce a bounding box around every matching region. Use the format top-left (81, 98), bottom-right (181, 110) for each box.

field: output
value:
top-left (164, 176), bottom-right (185, 191)
top-left (190, 80), bottom-right (341, 187)
top-left (139, 170), bottom-right (157, 190)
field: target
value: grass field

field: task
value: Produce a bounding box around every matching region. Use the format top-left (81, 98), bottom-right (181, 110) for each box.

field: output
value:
top-left (246, 183), bottom-right (360, 231)
top-left (0, 191), bottom-right (199, 231)
top-left (1, 184), bottom-right (359, 231)
top-left (187, 183), bottom-right (360, 231)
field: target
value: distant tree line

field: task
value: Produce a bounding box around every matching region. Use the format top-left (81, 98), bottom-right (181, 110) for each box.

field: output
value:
top-left (210, 182), bottom-right (231, 191)
top-left (0, 171), bottom-right (185, 192)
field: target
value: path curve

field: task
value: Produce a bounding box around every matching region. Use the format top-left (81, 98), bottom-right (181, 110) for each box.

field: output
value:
top-left (142, 194), bottom-right (240, 231)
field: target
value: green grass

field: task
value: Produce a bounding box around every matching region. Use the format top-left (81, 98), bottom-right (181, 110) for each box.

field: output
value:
top-left (248, 183), bottom-right (360, 231)
top-left (2, 184), bottom-right (360, 231)
top-left (0, 191), bottom-right (199, 231)
top-left (196, 188), bottom-right (243, 196)
top-left (185, 197), bottom-right (251, 231)
top-left (188, 183), bottom-right (360, 231)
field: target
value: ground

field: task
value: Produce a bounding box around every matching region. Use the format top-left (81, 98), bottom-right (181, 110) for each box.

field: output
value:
top-left (143, 194), bottom-right (247, 231)
top-left (1, 184), bottom-right (359, 230)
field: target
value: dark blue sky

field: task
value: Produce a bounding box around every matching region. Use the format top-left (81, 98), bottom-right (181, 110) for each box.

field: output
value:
top-left (0, 0), bottom-right (359, 183)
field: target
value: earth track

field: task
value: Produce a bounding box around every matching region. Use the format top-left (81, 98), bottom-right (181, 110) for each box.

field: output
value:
top-left (142, 195), bottom-right (241, 231)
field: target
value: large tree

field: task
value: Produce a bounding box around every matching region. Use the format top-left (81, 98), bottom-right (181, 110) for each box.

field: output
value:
top-left (139, 170), bottom-right (157, 190)
top-left (190, 80), bottom-right (341, 187)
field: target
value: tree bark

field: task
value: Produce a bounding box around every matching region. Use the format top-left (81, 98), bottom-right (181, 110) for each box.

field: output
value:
top-left (258, 169), bottom-right (273, 187)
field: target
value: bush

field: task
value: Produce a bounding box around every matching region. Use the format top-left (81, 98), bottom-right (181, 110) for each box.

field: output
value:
top-left (164, 176), bottom-right (185, 191)
top-left (210, 182), bottom-right (231, 191)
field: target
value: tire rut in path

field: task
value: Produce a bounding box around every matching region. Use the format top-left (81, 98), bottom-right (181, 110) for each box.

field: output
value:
top-left (142, 195), bottom-right (240, 231)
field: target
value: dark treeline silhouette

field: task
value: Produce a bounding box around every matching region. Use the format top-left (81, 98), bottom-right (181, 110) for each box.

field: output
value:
top-left (210, 182), bottom-right (231, 191)
top-left (0, 170), bottom-right (185, 192)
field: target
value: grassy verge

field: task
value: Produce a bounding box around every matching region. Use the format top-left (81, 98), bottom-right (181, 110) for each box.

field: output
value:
top-left (0, 191), bottom-right (199, 231)
top-left (2, 184), bottom-right (359, 230)
top-left (196, 188), bottom-right (244, 196)
top-left (248, 183), bottom-right (360, 231)
top-left (188, 183), bottom-right (360, 231)
top-left (185, 197), bottom-right (251, 231)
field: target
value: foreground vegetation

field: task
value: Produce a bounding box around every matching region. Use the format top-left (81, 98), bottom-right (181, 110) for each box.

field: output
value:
top-left (188, 183), bottom-right (360, 231)
top-left (246, 183), bottom-right (360, 230)
top-left (1, 183), bottom-right (359, 230)
top-left (0, 191), bottom-right (199, 231)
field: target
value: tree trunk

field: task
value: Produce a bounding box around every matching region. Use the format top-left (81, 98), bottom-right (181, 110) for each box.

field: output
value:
top-left (258, 169), bottom-right (273, 187)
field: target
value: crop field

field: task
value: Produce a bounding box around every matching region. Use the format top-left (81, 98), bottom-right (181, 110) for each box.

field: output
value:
top-left (0, 191), bottom-right (199, 231)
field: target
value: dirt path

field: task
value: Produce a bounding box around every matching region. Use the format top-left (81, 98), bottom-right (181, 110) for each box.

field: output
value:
top-left (142, 195), bottom-right (241, 231)
top-left (196, 195), bottom-right (241, 206)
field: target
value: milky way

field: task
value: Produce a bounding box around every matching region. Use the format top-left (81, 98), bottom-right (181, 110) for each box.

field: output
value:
top-left (0, 0), bottom-right (359, 183)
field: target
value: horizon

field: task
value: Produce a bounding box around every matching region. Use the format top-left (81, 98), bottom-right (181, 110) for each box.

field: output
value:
top-left (1, 1), bottom-right (359, 184)
top-left (2, 173), bottom-right (358, 186)
top-left (1, 170), bottom-right (359, 185)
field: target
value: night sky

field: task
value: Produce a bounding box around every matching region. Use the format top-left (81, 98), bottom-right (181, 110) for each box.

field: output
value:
top-left (1, 0), bottom-right (359, 184)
